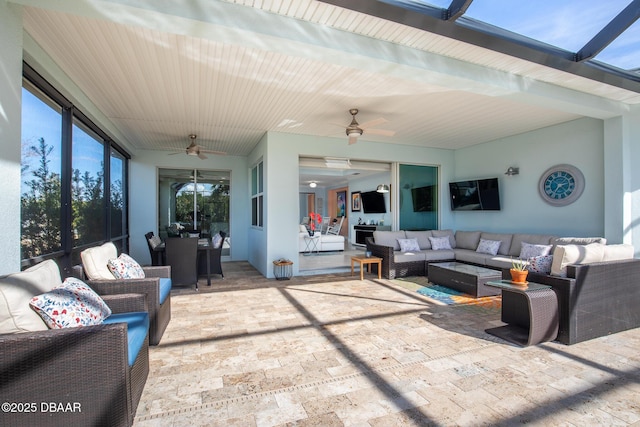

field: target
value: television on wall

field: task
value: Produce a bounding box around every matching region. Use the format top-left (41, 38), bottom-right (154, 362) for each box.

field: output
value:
top-left (360, 190), bottom-right (386, 213)
top-left (449, 178), bottom-right (500, 211)
top-left (411, 185), bottom-right (435, 212)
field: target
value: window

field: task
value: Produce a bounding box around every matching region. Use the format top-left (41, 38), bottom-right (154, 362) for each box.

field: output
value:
top-left (20, 81), bottom-right (63, 260)
top-left (251, 161), bottom-right (263, 227)
top-left (20, 63), bottom-right (130, 269)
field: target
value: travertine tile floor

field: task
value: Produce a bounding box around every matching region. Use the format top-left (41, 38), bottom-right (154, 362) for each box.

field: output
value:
top-left (134, 262), bottom-right (640, 426)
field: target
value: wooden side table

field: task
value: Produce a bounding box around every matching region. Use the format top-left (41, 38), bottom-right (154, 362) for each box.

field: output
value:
top-left (351, 255), bottom-right (382, 280)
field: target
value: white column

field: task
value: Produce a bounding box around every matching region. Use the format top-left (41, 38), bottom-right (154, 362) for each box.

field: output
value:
top-left (0, 3), bottom-right (24, 274)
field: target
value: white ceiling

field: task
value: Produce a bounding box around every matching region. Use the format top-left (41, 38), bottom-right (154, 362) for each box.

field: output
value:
top-left (19, 0), bottom-right (640, 166)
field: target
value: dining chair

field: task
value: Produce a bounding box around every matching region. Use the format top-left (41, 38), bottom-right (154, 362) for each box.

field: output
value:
top-left (145, 231), bottom-right (163, 266)
top-left (165, 237), bottom-right (199, 290)
top-left (198, 231), bottom-right (226, 280)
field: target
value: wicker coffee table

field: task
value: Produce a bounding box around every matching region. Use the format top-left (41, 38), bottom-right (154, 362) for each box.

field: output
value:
top-left (485, 280), bottom-right (559, 346)
top-left (428, 262), bottom-right (502, 297)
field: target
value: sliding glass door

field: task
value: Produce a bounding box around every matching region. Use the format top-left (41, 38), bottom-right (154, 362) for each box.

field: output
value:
top-left (158, 168), bottom-right (230, 255)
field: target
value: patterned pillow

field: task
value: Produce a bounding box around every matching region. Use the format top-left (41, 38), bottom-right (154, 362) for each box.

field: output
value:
top-left (527, 255), bottom-right (554, 274)
top-left (520, 242), bottom-right (552, 259)
top-left (107, 253), bottom-right (145, 279)
top-left (428, 236), bottom-right (452, 250)
top-left (476, 239), bottom-right (501, 256)
top-left (398, 238), bottom-right (421, 253)
top-left (29, 277), bottom-right (112, 329)
top-left (212, 233), bottom-right (223, 249)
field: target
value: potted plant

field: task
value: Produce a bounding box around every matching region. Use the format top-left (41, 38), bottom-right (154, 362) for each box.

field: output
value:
top-left (510, 258), bottom-right (529, 284)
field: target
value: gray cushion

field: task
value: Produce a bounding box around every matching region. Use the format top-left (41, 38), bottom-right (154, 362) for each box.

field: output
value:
top-left (480, 232), bottom-right (512, 256)
top-left (455, 230), bottom-right (481, 250)
top-left (431, 229), bottom-right (456, 249)
top-left (485, 256), bottom-right (515, 270)
top-left (394, 251), bottom-right (427, 263)
top-left (423, 249), bottom-right (456, 261)
top-left (405, 230), bottom-right (433, 250)
top-left (454, 249), bottom-right (489, 265)
top-left (373, 231), bottom-right (406, 251)
top-left (510, 234), bottom-right (556, 257)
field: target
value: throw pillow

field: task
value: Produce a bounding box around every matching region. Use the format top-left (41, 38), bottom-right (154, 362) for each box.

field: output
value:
top-left (475, 238), bottom-right (501, 256)
top-left (29, 277), bottom-right (112, 329)
top-left (212, 233), bottom-right (223, 249)
top-left (550, 243), bottom-right (605, 277)
top-left (527, 255), bottom-right (553, 274)
top-left (148, 235), bottom-right (162, 249)
top-left (81, 242), bottom-right (118, 280)
top-left (398, 238), bottom-right (421, 253)
top-left (519, 242), bottom-right (552, 259)
top-left (107, 253), bottom-right (145, 279)
top-left (429, 236), bottom-right (452, 251)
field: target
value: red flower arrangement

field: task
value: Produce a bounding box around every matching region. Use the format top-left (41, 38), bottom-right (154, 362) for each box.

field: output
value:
top-left (309, 212), bottom-right (322, 232)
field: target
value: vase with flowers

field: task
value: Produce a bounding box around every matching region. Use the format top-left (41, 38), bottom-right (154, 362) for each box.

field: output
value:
top-left (308, 212), bottom-right (322, 237)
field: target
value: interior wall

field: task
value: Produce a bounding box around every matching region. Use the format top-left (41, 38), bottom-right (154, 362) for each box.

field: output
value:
top-left (452, 117), bottom-right (605, 237)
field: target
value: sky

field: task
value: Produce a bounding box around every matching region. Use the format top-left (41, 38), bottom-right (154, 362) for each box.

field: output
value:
top-left (402, 0), bottom-right (639, 70)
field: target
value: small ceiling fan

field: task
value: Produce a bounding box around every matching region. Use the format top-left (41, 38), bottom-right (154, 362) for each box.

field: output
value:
top-left (168, 134), bottom-right (226, 159)
top-left (344, 108), bottom-right (395, 145)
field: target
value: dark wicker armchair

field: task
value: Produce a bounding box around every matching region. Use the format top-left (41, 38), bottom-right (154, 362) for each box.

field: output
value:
top-left (73, 263), bottom-right (171, 346)
top-left (198, 231), bottom-right (226, 280)
top-left (0, 293), bottom-right (149, 427)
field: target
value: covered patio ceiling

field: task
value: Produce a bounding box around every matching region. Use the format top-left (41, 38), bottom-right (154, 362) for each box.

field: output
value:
top-left (19, 0), bottom-right (640, 158)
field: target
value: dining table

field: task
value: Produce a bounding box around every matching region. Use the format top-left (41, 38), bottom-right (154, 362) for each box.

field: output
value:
top-left (153, 238), bottom-right (216, 286)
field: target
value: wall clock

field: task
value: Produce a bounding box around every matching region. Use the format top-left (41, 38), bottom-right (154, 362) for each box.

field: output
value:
top-left (538, 164), bottom-right (585, 206)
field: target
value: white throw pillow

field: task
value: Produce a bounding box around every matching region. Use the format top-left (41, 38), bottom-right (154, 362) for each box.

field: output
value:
top-left (398, 238), bottom-right (421, 253)
top-left (476, 239), bottom-right (501, 256)
top-left (0, 259), bottom-right (62, 334)
top-left (429, 236), bottom-right (452, 251)
top-left (81, 242), bottom-right (118, 280)
top-left (148, 235), bottom-right (162, 249)
top-left (519, 242), bottom-right (552, 259)
top-left (212, 233), bottom-right (223, 248)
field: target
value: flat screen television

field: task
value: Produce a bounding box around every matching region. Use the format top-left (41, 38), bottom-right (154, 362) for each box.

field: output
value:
top-left (411, 185), bottom-right (435, 212)
top-left (360, 190), bottom-right (386, 213)
top-left (449, 178), bottom-right (500, 211)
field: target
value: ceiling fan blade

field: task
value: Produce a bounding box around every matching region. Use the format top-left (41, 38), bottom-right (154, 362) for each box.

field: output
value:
top-left (197, 152), bottom-right (208, 160)
top-left (366, 128), bottom-right (396, 137)
top-left (359, 117), bottom-right (387, 129)
top-left (348, 135), bottom-right (359, 145)
top-left (200, 149), bottom-right (227, 156)
top-left (168, 152), bottom-right (181, 156)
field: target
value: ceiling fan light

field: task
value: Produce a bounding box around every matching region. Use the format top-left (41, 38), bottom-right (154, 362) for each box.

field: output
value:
top-left (309, 182), bottom-right (317, 188)
top-left (346, 128), bottom-right (362, 137)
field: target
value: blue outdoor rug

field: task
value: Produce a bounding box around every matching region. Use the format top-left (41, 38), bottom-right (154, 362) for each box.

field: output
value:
top-left (391, 276), bottom-right (501, 311)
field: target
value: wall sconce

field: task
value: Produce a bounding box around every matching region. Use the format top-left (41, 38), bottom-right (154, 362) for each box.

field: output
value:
top-left (309, 181), bottom-right (317, 188)
top-left (376, 184), bottom-right (389, 193)
top-left (505, 167), bottom-right (519, 176)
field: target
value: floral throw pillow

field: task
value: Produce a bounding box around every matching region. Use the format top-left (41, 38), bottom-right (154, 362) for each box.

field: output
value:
top-left (520, 242), bottom-right (552, 259)
top-left (429, 236), bottom-right (452, 251)
top-left (107, 253), bottom-right (145, 279)
top-left (527, 255), bottom-right (553, 274)
top-left (29, 277), bottom-right (112, 329)
top-left (476, 238), bottom-right (501, 256)
top-left (398, 238), bottom-right (421, 253)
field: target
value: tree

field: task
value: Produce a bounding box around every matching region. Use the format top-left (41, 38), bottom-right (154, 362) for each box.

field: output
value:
top-left (20, 137), bottom-right (61, 258)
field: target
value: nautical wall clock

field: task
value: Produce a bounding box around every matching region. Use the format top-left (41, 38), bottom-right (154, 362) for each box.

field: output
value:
top-left (538, 164), bottom-right (585, 206)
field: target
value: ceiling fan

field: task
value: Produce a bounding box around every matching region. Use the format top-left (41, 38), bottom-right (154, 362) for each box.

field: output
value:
top-left (344, 108), bottom-right (395, 145)
top-left (168, 134), bottom-right (226, 159)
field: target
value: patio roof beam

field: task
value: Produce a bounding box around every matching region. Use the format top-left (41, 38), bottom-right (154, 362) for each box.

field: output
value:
top-left (445, 0), bottom-right (474, 21)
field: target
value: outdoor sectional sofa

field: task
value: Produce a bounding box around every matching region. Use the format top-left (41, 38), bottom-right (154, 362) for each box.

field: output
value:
top-left (367, 229), bottom-right (640, 345)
